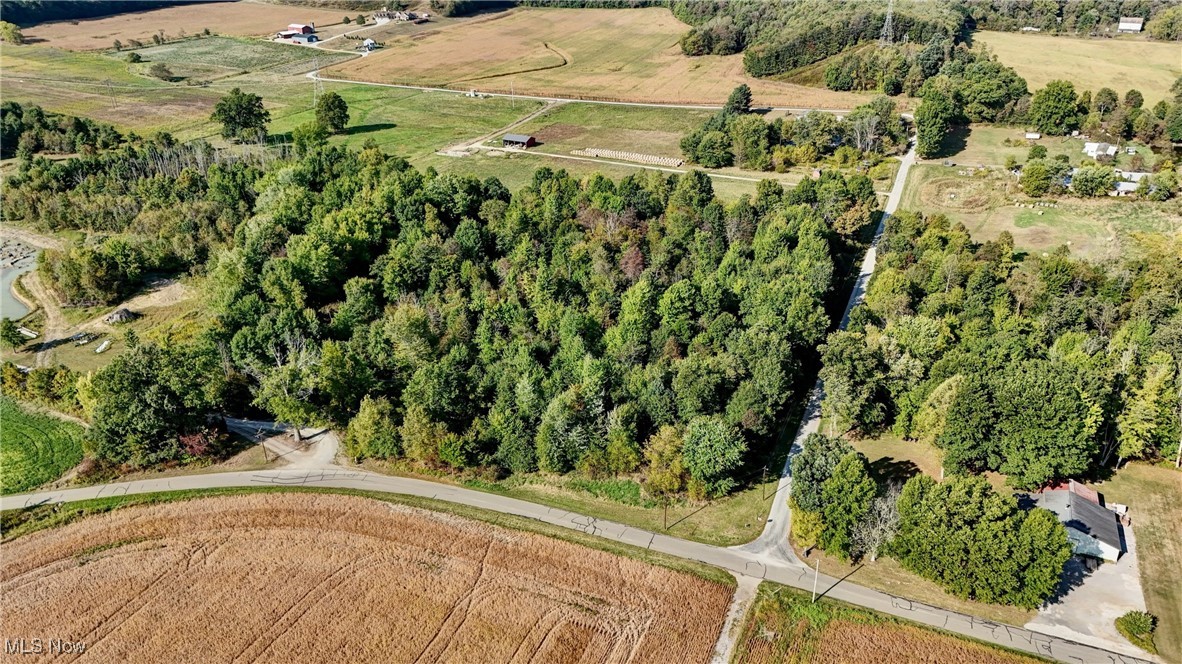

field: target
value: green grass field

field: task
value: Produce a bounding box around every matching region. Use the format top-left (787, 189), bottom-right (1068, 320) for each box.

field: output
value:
top-left (939, 125), bottom-right (1159, 170)
top-left (130, 37), bottom-right (354, 77)
top-left (0, 398), bottom-right (85, 495)
top-left (900, 164), bottom-right (1182, 260)
top-left (1098, 463), bottom-right (1182, 664)
top-left (974, 31), bottom-right (1182, 105)
top-left (733, 582), bottom-right (1042, 663)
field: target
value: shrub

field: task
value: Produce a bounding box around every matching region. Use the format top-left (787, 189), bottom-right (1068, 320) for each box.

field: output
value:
top-left (1115, 611), bottom-right (1157, 654)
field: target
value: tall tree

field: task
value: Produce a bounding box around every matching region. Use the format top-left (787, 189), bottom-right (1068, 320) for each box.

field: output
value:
top-left (818, 451), bottom-right (876, 559)
top-left (211, 87), bottom-right (270, 141)
top-left (1029, 80), bottom-right (1081, 135)
top-left (315, 91), bottom-right (350, 133)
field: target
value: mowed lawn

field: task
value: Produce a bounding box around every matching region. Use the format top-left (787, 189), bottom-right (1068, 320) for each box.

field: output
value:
top-left (940, 125), bottom-right (1159, 170)
top-left (326, 7), bottom-right (869, 107)
top-left (129, 37), bottom-right (354, 78)
top-left (900, 164), bottom-right (1182, 259)
top-left (974, 31), bottom-right (1182, 105)
top-left (734, 582), bottom-right (1041, 663)
top-left (0, 398), bottom-right (84, 495)
top-left (1098, 463), bottom-right (1182, 663)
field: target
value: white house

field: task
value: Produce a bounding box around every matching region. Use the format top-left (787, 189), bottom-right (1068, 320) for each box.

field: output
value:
top-left (1083, 142), bottom-right (1118, 158)
top-left (1037, 481), bottom-right (1124, 562)
top-left (1117, 17), bottom-right (1144, 33)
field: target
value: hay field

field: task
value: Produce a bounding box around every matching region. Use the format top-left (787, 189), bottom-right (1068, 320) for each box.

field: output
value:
top-left (974, 31), bottom-right (1182, 105)
top-left (326, 7), bottom-right (868, 108)
top-left (1, 493), bottom-right (733, 663)
top-left (21, 1), bottom-right (348, 52)
top-left (733, 583), bottom-right (1040, 664)
top-left (0, 398), bottom-right (84, 495)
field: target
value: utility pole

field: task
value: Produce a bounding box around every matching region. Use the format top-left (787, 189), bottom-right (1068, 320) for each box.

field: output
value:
top-left (761, 465), bottom-right (768, 500)
top-left (811, 558), bottom-right (821, 603)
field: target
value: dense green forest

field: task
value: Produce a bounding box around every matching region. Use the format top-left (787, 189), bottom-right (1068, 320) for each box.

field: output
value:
top-left (820, 212), bottom-right (1181, 487)
top-left (0, 0), bottom-right (223, 26)
top-left (2, 127), bottom-right (881, 498)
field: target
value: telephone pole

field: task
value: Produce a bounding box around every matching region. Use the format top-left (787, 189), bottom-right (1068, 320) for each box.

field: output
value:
top-left (812, 558), bottom-right (821, 602)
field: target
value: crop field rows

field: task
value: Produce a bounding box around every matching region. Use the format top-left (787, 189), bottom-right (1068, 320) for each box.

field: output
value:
top-left (1, 493), bottom-right (733, 663)
top-left (0, 399), bottom-right (84, 495)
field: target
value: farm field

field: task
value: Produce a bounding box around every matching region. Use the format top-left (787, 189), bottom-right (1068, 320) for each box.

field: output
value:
top-left (325, 7), bottom-right (870, 108)
top-left (0, 398), bottom-right (84, 495)
top-left (974, 31), bottom-right (1182, 105)
top-left (128, 36), bottom-right (354, 79)
top-left (732, 582), bottom-right (1041, 664)
top-left (0, 492), bottom-right (733, 662)
top-left (20, 1), bottom-right (350, 51)
top-left (1099, 463), bottom-right (1182, 663)
top-left (900, 164), bottom-right (1182, 260)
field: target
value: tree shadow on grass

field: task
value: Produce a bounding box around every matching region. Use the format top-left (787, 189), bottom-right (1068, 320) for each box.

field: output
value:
top-left (345, 122), bottom-right (397, 136)
top-left (867, 456), bottom-right (921, 486)
top-left (937, 125), bottom-right (971, 161)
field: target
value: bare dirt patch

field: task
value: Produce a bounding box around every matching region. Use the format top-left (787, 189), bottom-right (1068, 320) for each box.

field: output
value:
top-left (811, 621), bottom-right (1037, 664)
top-left (1, 493), bottom-right (733, 663)
top-left (22, 2), bottom-right (349, 51)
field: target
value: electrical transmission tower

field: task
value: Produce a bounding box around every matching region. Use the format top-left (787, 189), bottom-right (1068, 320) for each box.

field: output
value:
top-left (311, 55), bottom-right (324, 105)
top-left (879, 0), bottom-right (895, 47)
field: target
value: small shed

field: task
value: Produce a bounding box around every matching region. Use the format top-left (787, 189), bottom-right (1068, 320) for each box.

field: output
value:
top-left (502, 134), bottom-right (536, 149)
top-left (105, 308), bottom-right (139, 324)
top-left (292, 33), bottom-right (319, 44)
top-left (1117, 17), bottom-right (1144, 33)
top-left (363, 38), bottom-right (377, 51)
top-left (1025, 132), bottom-right (1041, 140)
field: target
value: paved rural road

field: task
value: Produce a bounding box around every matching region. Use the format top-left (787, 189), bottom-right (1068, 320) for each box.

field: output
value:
top-left (740, 136), bottom-right (920, 564)
top-left (0, 463), bottom-right (1150, 664)
top-left (0, 135), bottom-right (1150, 664)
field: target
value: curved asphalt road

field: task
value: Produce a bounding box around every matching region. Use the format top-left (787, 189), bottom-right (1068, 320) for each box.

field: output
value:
top-left (0, 138), bottom-right (1152, 664)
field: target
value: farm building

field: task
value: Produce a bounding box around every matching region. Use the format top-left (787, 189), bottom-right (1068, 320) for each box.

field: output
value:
top-left (1024, 132), bottom-right (1041, 140)
top-left (1082, 142), bottom-right (1118, 158)
top-left (1036, 481), bottom-right (1125, 562)
top-left (363, 38), bottom-right (377, 51)
top-left (1117, 17), bottom-right (1144, 33)
top-left (291, 33), bottom-right (318, 43)
top-left (288, 23), bottom-right (315, 34)
top-left (502, 134), bottom-right (536, 149)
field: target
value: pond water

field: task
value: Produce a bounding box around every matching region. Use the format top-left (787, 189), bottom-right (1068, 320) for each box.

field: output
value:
top-left (0, 246), bottom-right (37, 321)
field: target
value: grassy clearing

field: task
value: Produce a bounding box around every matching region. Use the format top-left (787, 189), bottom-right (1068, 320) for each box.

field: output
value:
top-left (900, 164), bottom-right (1182, 260)
top-left (733, 582), bottom-right (1043, 663)
top-left (1097, 463), bottom-right (1182, 664)
top-left (851, 433), bottom-right (943, 485)
top-left (939, 124), bottom-right (1159, 170)
top-left (327, 7), bottom-right (870, 107)
top-left (0, 398), bottom-right (84, 495)
top-left (129, 36), bottom-right (353, 77)
top-left (974, 31), bottom-right (1182, 105)
top-left (21, 2), bottom-right (350, 51)
top-left (362, 457), bottom-right (779, 548)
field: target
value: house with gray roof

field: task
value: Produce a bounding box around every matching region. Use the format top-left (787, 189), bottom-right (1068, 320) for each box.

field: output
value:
top-left (1037, 482), bottom-right (1124, 562)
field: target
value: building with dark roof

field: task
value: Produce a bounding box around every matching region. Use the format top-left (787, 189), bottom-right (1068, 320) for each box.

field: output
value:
top-left (1037, 482), bottom-right (1124, 562)
top-left (502, 134), bottom-right (536, 149)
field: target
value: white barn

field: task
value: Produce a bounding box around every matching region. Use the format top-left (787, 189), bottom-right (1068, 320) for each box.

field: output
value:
top-left (1117, 17), bottom-right (1144, 33)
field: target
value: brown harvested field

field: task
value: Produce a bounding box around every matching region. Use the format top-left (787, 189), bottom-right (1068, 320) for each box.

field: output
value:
top-left (21, 1), bottom-right (349, 51)
top-left (810, 621), bottom-right (1038, 664)
top-left (326, 7), bottom-right (870, 108)
top-left (1, 493), bottom-right (733, 663)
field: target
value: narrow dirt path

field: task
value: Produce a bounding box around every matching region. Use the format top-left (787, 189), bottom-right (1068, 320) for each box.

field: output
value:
top-left (438, 99), bottom-right (563, 155)
top-left (22, 271), bottom-right (67, 368)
